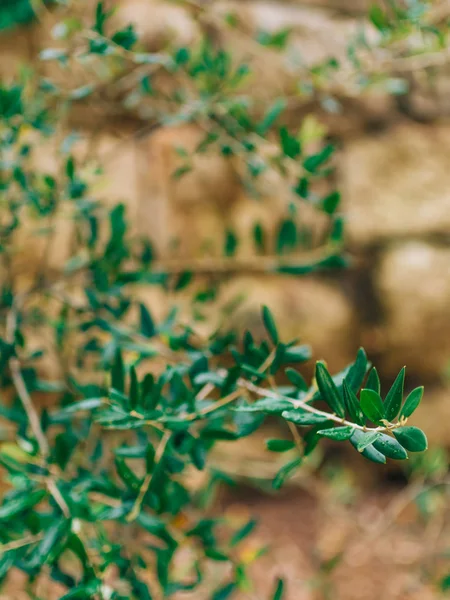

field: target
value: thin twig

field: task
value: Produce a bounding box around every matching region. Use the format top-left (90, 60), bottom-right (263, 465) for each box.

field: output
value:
top-left (6, 303), bottom-right (50, 457)
top-left (127, 431), bottom-right (171, 522)
top-left (239, 378), bottom-right (402, 434)
top-left (0, 533), bottom-right (44, 554)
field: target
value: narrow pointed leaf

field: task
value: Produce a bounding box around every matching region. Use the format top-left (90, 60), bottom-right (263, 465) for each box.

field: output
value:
top-left (262, 305), bottom-right (279, 345)
top-left (342, 381), bottom-right (365, 426)
top-left (272, 578), bottom-right (285, 600)
top-left (112, 348), bottom-right (125, 393)
top-left (129, 366), bottom-right (139, 410)
top-left (266, 439), bottom-right (296, 452)
top-left (360, 389), bottom-right (384, 424)
top-left (315, 362), bottom-right (345, 417)
top-left (373, 433), bottom-right (408, 460)
top-left (272, 457), bottom-right (302, 489)
top-left (282, 410), bottom-right (330, 426)
top-left (345, 348), bottom-right (368, 393)
top-left (0, 489), bottom-right (47, 520)
top-left (317, 426), bottom-right (354, 441)
top-left (366, 367), bottom-right (381, 395)
top-left (285, 368), bottom-right (308, 391)
top-left (400, 386), bottom-right (424, 419)
top-left (384, 367), bottom-right (405, 422)
top-left (393, 427), bottom-right (428, 452)
top-left (139, 303), bottom-right (156, 338)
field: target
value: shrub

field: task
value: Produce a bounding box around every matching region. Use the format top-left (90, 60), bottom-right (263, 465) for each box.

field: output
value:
top-left (0, 1), bottom-right (440, 597)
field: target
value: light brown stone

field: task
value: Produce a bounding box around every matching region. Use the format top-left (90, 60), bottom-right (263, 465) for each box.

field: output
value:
top-left (375, 242), bottom-right (450, 378)
top-left (0, 26), bottom-right (34, 82)
top-left (215, 274), bottom-right (357, 373)
top-left (408, 386), bottom-right (450, 448)
top-left (341, 123), bottom-right (450, 246)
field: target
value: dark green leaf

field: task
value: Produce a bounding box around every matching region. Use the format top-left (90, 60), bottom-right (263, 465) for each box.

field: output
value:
top-left (230, 519), bottom-right (257, 546)
top-left (366, 367), bottom-right (381, 395)
top-left (0, 489), bottom-right (47, 520)
top-left (266, 439), bottom-right (296, 452)
top-left (393, 427), bottom-right (428, 452)
top-left (139, 303), bottom-right (156, 338)
top-left (272, 578), bottom-right (285, 600)
top-left (224, 230), bottom-right (238, 257)
top-left (111, 348), bottom-right (125, 394)
top-left (342, 381), bottom-right (365, 426)
top-left (129, 366), bottom-right (138, 411)
top-left (285, 368), bottom-right (308, 391)
top-left (345, 348), bottom-right (368, 393)
top-left (350, 430), bottom-right (386, 464)
top-left (360, 389), bottom-right (384, 424)
top-left (400, 386), bottom-right (424, 419)
top-left (212, 582), bottom-right (237, 600)
top-left (384, 367), bottom-right (405, 422)
top-left (373, 433), bottom-right (408, 460)
top-left (262, 305), bottom-right (279, 345)
top-left (273, 457), bottom-right (302, 489)
top-left (315, 362), bottom-right (345, 418)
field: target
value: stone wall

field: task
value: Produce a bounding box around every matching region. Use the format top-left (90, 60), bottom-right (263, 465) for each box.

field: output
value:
top-left (2, 0), bottom-right (450, 448)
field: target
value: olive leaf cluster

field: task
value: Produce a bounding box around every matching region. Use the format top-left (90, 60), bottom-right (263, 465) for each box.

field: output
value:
top-left (0, 1), bottom-right (436, 598)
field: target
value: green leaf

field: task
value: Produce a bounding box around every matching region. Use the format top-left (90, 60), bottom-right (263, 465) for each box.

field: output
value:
top-left (60, 580), bottom-right (100, 599)
top-left (384, 367), bottom-right (405, 422)
top-left (342, 381), bottom-right (365, 426)
top-left (315, 362), bottom-right (345, 418)
top-left (272, 578), bottom-right (285, 600)
top-left (0, 489), bottom-right (47, 520)
top-left (373, 433), bottom-right (408, 460)
top-left (262, 305), bottom-right (279, 345)
top-left (279, 126), bottom-right (301, 159)
top-left (266, 439), bottom-right (296, 452)
top-left (355, 431), bottom-right (381, 453)
top-left (285, 368), bottom-right (308, 391)
top-left (284, 345), bottom-right (311, 363)
top-left (321, 191), bottom-right (341, 215)
top-left (257, 99), bottom-right (286, 135)
top-left (139, 303), bottom-right (156, 338)
top-left (54, 398), bottom-right (104, 416)
top-left (129, 366), bottom-right (138, 411)
top-left (366, 367), bottom-right (381, 395)
top-left (317, 426), bottom-right (354, 441)
top-left (350, 430), bottom-right (386, 464)
top-left (303, 144), bottom-right (334, 173)
top-left (282, 410), bottom-right (330, 426)
top-left (115, 457), bottom-right (142, 492)
top-left (360, 389), bottom-right (384, 424)
top-left (272, 457), bottom-right (302, 489)
top-left (27, 519), bottom-right (69, 569)
top-left (393, 427), bottom-right (428, 452)
top-left (370, 4), bottom-right (389, 31)
top-left (276, 219), bottom-right (297, 254)
top-left (212, 583), bottom-right (237, 600)
top-left (230, 519), bottom-right (257, 547)
top-left (111, 348), bottom-right (125, 394)
top-left (234, 398), bottom-right (292, 414)
top-left (400, 386), bottom-right (424, 419)
top-left (345, 348), bottom-right (368, 393)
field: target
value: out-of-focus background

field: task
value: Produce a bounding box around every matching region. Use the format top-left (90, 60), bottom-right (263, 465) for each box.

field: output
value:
top-left (2, 1), bottom-right (450, 598)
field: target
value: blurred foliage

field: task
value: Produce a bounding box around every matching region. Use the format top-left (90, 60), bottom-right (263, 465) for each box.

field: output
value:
top-left (1, 0), bottom-right (448, 597)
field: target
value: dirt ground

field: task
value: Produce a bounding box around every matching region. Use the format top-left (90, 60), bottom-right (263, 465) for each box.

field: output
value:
top-left (3, 472), bottom-right (449, 600)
